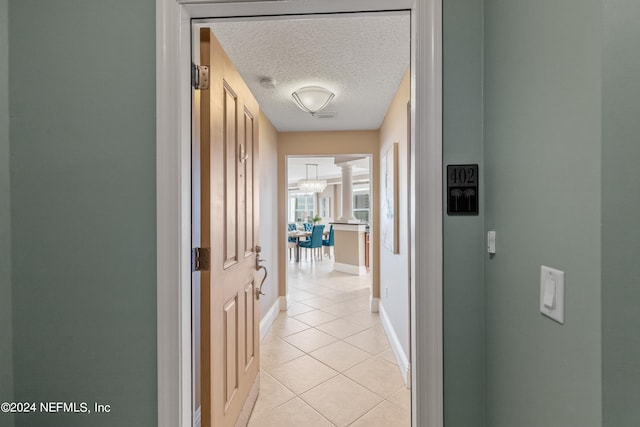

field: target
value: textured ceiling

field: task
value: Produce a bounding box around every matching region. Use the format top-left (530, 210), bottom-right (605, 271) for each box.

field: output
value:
top-left (207, 13), bottom-right (410, 132)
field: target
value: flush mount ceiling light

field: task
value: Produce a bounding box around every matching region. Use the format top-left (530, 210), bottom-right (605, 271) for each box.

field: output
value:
top-left (291, 86), bottom-right (335, 116)
top-left (298, 164), bottom-right (327, 193)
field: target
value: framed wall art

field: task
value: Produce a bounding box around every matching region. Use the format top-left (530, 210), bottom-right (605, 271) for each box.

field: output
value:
top-left (381, 142), bottom-right (399, 253)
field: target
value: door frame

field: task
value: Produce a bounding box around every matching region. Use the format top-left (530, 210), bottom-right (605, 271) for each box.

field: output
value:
top-left (156, 1), bottom-right (443, 426)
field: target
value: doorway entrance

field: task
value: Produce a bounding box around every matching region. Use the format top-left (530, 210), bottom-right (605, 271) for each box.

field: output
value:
top-left (156, 1), bottom-right (443, 426)
top-left (267, 151), bottom-right (412, 425)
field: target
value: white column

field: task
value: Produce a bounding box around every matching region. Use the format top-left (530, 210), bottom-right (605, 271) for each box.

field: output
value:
top-left (338, 163), bottom-right (356, 222)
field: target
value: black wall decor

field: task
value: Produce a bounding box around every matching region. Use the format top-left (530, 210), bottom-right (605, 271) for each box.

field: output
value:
top-left (447, 164), bottom-right (479, 215)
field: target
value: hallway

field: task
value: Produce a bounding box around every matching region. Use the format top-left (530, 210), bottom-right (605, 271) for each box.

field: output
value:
top-left (248, 259), bottom-right (410, 426)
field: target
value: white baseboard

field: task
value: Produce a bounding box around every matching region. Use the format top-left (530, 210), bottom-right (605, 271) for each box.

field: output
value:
top-left (260, 298), bottom-right (281, 342)
top-left (370, 297), bottom-right (380, 313)
top-left (278, 295), bottom-right (288, 311)
top-left (334, 262), bottom-right (368, 276)
top-left (379, 302), bottom-right (411, 387)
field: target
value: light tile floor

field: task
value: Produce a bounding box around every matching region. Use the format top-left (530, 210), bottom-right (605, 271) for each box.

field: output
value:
top-left (248, 258), bottom-right (411, 427)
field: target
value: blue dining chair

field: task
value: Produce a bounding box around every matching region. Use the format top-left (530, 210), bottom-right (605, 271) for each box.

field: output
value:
top-left (298, 224), bottom-right (325, 260)
top-left (322, 225), bottom-right (334, 258)
top-left (288, 223), bottom-right (298, 242)
top-left (298, 222), bottom-right (313, 244)
top-left (287, 223), bottom-right (298, 259)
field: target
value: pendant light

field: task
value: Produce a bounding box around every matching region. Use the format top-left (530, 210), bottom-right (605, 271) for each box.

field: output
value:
top-left (298, 164), bottom-right (327, 193)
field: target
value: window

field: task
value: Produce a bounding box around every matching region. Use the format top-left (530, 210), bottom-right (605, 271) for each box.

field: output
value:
top-left (289, 193), bottom-right (316, 222)
top-left (353, 193), bottom-right (370, 223)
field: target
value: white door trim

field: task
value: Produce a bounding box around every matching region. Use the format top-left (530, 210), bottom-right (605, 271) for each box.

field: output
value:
top-left (155, 1), bottom-right (443, 426)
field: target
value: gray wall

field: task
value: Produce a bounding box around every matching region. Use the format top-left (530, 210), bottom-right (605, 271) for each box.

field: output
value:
top-left (8, 2), bottom-right (638, 427)
top-left (0, 1), bottom-right (14, 426)
top-left (442, 0), bottom-right (485, 424)
top-left (484, 0), bottom-right (602, 426)
top-left (602, 0), bottom-right (640, 425)
top-left (9, 1), bottom-right (157, 426)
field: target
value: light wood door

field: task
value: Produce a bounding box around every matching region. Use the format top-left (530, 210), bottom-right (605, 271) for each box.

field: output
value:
top-left (197, 28), bottom-right (260, 427)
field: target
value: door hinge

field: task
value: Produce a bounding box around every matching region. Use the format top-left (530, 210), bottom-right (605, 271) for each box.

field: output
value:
top-left (191, 63), bottom-right (210, 90)
top-left (192, 247), bottom-right (210, 272)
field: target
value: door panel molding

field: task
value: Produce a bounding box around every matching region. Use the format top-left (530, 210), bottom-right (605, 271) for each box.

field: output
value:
top-left (156, 1), bottom-right (442, 427)
top-left (223, 295), bottom-right (239, 410)
top-left (243, 109), bottom-right (255, 257)
top-left (223, 85), bottom-right (239, 267)
top-left (244, 282), bottom-right (255, 369)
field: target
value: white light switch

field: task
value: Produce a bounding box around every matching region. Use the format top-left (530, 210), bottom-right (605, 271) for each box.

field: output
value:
top-left (540, 266), bottom-right (564, 324)
top-left (487, 231), bottom-right (496, 254)
top-left (543, 278), bottom-right (556, 308)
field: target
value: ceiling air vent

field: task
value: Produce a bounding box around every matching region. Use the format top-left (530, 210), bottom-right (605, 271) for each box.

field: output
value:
top-left (315, 111), bottom-right (336, 119)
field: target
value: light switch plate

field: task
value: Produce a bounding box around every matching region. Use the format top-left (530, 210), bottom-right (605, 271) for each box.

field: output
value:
top-left (540, 266), bottom-right (564, 324)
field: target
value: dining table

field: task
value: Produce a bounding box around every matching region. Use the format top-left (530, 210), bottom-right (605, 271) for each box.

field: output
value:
top-left (288, 229), bottom-right (329, 262)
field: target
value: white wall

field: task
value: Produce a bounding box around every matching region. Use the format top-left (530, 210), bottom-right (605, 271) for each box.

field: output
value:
top-left (258, 112), bottom-right (280, 321)
top-left (379, 70), bottom-right (410, 360)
